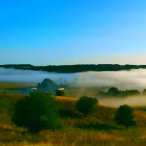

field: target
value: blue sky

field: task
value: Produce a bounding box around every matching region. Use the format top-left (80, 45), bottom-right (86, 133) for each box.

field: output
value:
top-left (0, 0), bottom-right (146, 65)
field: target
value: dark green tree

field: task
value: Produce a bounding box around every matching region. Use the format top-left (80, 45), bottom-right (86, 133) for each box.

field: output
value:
top-left (76, 96), bottom-right (98, 116)
top-left (13, 91), bottom-right (60, 133)
top-left (108, 87), bottom-right (119, 96)
top-left (114, 104), bottom-right (136, 128)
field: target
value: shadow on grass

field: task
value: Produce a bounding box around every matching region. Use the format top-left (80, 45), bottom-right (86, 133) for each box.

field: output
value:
top-left (59, 109), bottom-right (82, 119)
top-left (135, 106), bottom-right (146, 112)
top-left (77, 122), bottom-right (117, 131)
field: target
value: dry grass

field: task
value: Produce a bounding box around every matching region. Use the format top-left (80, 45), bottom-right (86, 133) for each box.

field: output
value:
top-left (0, 142), bottom-right (55, 146)
top-left (57, 97), bottom-right (146, 129)
top-left (134, 111), bottom-right (146, 127)
top-left (39, 129), bottom-right (126, 145)
top-left (56, 96), bottom-right (78, 102)
top-left (1, 128), bottom-right (146, 146)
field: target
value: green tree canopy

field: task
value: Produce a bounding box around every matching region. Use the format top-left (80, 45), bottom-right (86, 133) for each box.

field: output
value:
top-left (76, 96), bottom-right (98, 116)
top-left (13, 91), bottom-right (60, 133)
top-left (108, 87), bottom-right (119, 96)
top-left (114, 104), bottom-right (136, 128)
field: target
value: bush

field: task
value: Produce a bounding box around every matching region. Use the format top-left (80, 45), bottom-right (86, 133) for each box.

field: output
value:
top-left (56, 90), bottom-right (65, 96)
top-left (0, 95), bottom-right (17, 124)
top-left (142, 89), bottom-right (146, 95)
top-left (114, 104), bottom-right (136, 128)
top-left (76, 96), bottom-right (98, 116)
top-left (13, 91), bottom-right (61, 133)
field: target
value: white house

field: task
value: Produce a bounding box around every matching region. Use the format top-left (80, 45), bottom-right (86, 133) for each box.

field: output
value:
top-left (31, 88), bottom-right (37, 91)
top-left (58, 88), bottom-right (64, 91)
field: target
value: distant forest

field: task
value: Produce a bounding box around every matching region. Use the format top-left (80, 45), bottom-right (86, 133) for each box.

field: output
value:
top-left (1, 64), bottom-right (146, 73)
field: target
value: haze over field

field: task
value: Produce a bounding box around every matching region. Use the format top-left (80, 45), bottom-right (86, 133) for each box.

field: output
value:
top-left (1, 68), bottom-right (146, 91)
top-left (77, 69), bottom-right (146, 91)
top-left (99, 96), bottom-right (146, 107)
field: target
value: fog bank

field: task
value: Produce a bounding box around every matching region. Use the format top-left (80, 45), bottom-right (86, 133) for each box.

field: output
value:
top-left (77, 69), bottom-right (146, 91)
top-left (1, 68), bottom-right (146, 91)
top-left (99, 96), bottom-right (146, 107)
top-left (0, 68), bottom-right (77, 83)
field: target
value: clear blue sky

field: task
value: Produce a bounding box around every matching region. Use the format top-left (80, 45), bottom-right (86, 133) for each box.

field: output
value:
top-left (0, 0), bottom-right (146, 65)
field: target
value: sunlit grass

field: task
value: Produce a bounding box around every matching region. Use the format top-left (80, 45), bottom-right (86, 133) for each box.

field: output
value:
top-left (1, 93), bottom-right (146, 145)
top-left (56, 96), bottom-right (78, 102)
top-left (0, 142), bottom-right (55, 146)
top-left (1, 128), bottom-right (146, 146)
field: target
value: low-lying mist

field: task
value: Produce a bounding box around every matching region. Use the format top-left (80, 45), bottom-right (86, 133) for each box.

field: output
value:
top-left (77, 69), bottom-right (146, 91)
top-left (1, 68), bottom-right (146, 91)
top-left (99, 96), bottom-right (146, 107)
top-left (0, 68), bottom-right (78, 83)
top-left (1, 68), bottom-right (146, 107)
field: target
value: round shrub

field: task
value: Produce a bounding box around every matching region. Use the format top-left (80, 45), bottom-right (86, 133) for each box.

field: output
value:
top-left (56, 90), bottom-right (65, 96)
top-left (76, 96), bottom-right (98, 116)
top-left (114, 104), bottom-right (136, 128)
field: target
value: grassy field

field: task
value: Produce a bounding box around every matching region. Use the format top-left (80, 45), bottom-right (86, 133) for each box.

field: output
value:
top-left (0, 82), bottom-right (37, 89)
top-left (56, 96), bottom-right (78, 102)
top-left (1, 128), bottom-right (146, 146)
top-left (1, 123), bottom-right (146, 146)
top-left (1, 93), bottom-right (146, 145)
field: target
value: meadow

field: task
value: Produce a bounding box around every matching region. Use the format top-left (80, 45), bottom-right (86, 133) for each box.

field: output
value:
top-left (0, 90), bottom-right (146, 146)
top-left (0, 82), bottom-right (37, 89)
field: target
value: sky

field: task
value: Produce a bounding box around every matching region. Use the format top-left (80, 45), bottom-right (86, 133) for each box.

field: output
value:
top-left (0, 0), bottom-right (146, 65)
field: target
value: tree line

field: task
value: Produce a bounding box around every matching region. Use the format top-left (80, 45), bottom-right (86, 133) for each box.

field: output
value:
top-left (98, 87), bottom-right (146, 97)
top-left (1, 64), bottom-right (146, 73)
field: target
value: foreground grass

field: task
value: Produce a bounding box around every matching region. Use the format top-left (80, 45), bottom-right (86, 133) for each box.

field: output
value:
top-left (0, 143), bottom-right (54, 146)
top-left (1, 93), bottom-right (146, 145)
top-left (1, 127), bottom-right (146, 146)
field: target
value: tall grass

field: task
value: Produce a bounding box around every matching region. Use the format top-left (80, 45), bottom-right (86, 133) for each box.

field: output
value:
top-left (1, 128), bottom-right (146, 146)
top-left (1, 94), bottom-right (146, 145)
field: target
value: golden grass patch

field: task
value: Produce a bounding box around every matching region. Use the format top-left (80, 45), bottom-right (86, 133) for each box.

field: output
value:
top-left (56, 96), bottom-right (78, 102)
top-left (0, 142), bottom-right (56, 146)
